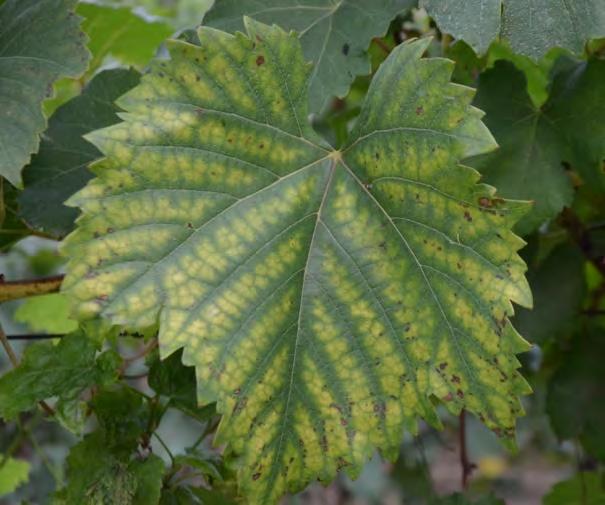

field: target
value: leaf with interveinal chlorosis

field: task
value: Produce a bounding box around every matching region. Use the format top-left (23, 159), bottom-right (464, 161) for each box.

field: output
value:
top-left (62, 20), bottom-right (532, 503)
top-left (421, 0), bottom-right (605, 59)
top-left (204, 0), bottom-right (415, 113)
top-left (0, 456), bottom-right (30, 497)
top-left (0, 0), bottom-right (89, 187)
top-left (471, 56), bottom-right (605, 234)
top-left (18, 68), bottom-right (141, 239)
top-left (0, 331), bottom-right (120, 421)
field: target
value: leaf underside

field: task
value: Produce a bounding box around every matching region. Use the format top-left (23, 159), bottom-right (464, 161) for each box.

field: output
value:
top-left (63, 20), bottom-right (532, 503)
top-left (422, 0), bottom-right (605, 58)
top-left (204, 0), bottom-right (415, 113)
top-left (0, 0), bottom-right (89, 187)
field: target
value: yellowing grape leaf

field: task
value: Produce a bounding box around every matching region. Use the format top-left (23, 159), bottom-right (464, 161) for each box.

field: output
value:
top-left (62, 20), bottom-right (532, 503)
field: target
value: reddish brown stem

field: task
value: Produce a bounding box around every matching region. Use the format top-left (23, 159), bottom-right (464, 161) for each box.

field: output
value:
top-left (459, 410), bottom-right (475, 489)
top-left (0, 275), bottom-right (64, 303)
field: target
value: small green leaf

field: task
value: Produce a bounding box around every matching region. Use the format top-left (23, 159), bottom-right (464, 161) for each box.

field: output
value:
top-left (422, 0), bottom-right (605, 58)
top-left (544, 472), bottom-right (605, 505)
top-left (63, 22), bottom-right (531, 503)
top-left (77, 3), bottom-right (173, 75)
top-left (0, 0), bottom-right (89, 187)
top-left (15, 293), bottom-right (78, 334)
top-left (19, 68), bottom-right (141, 238)
top-left (204, 0), bottom-right (414, 113)
top-left (547, 329), bottom-right (605, 461)
top-left (0, 332), bottom-right (120, 420)
top-left (0, 456), bottom-right (30, 496)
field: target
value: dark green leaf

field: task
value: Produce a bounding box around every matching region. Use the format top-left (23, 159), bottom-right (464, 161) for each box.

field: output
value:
top-left (56, 430), bottom-right (164, 505)
top-left (513, 245), bottom-right (585, 345)
top-left (547, 329), bottom-right (605, 461)
top-left (422, 0), bottom-right (605, 58)
top-left (470, 60), bottom-right (573, 234)
top-left (148, 349), bottom-right (216, 423)
top-left (0, 331), bottom-right (120, 420)
top-left (0, 0), bottom-right (89, 186)
top-left (19, 68), bottom-right (141, 238)
top-left (543, 472), bottom-right (605, 505)
top-left (204, 0), bottom-right (415, 113)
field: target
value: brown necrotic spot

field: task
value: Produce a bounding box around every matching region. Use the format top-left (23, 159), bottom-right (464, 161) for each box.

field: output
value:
top-left (256, 55), bottom-right (265, 66)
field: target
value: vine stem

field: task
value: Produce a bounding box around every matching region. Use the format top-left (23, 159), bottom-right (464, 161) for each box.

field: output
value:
top-left (459, 410), bottom-right (475, 489)
top-left (0, 274), bottom-right (64, 303)
top-left (0, 323), bottom-right (55, 416)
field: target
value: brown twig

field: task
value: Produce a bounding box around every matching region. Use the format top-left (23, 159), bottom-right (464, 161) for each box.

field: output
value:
top-left (0, 275), bottom-right (64, 303)
top-left (0, 324), bottom-right (55, 417)
top-left (5, 334), bottom-right (64, 340)
top-left (560, 208), bottom-right (605, 278)
top-left (459, 410), bottom-right (475, 489)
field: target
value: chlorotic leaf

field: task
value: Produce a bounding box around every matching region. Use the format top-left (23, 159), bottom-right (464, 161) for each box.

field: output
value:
top-left (422, 0), bottom-right (605, 58)
top-left (15, 293), bottom-right (79, 334)
top-left (204, 0), bottom-right (414, 113)
top-left (0, 331), bottom-right (120, 420)
top-left (547, 329), bottom-right (605, 462)
top-left (62, 22), bottom-right (532, 503)
top-left (469, 60), bottom-right (574, 234)
top-left (0, 456), bottom-right (30, 497)
top-left (544, 473), bottom-right (605, 505)
top-left (0, 0), bottom-right (89, 187)
top-left (18, 68), bottom-right (141, 238)
top-left (77, 3), bottom-right (173, 75)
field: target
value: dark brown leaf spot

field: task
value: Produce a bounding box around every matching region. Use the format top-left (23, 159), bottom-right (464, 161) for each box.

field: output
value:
top-left (256, 55), bottom-right (265, 66)
top-left (342, 43), bottom-right (350, 55)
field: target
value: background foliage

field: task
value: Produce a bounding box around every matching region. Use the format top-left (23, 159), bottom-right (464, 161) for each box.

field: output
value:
top-left (0, 1), bottom-right (604, 504)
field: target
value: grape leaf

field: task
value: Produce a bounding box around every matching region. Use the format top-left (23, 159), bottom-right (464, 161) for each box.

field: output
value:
top-left (0, 0), bottom-right (89, 187)
top-left (15, 293), bottom-right (78, 333)
top-left (62, 21), bottom-right (532, 503)
top-left (77, 3), bottom-right (173, 75)
top-left (0, 456), bottom-right (30, 496)
top-left (0, 178), bottom-right (30, 250)
top-left (204, 0), bottom-right (414, 113)
top-left (547, 329), bottom-right (605, 462)
top-left (422, 0), bottom-right (605, 59)
top-left (56, 431), bottom-right (165, 505)
top-left (512, 245), bottom-right (585, 345)
top-left (0, 331), bottom-right (120, 420)
top-left (545, 57), bottom-right (605, 191)
top-left (544, 473), bottom-right (605, 505)
top-left (18, 68), bottom-right (140, 238)
top-left (471, 56), bottom-right (605, 233)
